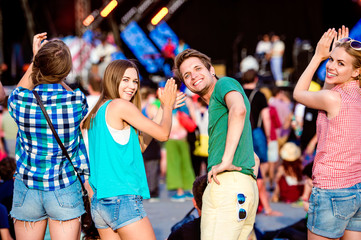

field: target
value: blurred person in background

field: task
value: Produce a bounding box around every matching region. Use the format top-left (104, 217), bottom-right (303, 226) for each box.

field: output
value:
top-left (255, 34), bottom-right (272, 76)
top-left (165, 87), bottom-right (196, 202)
top-left (0, 97), bottom-right (17, 159)
top-left (270, 34), bottom-right (285, 86)
top-left (0, 157), bottom-right (16, 240)
top-left (141, 86), bottom-right (162, 202)
top-left (86, 72), bottom-right (102, 112)
top-left (271, 142), bottom-right (304, 204)
top-left (167, 174), bottom-right (207, 240)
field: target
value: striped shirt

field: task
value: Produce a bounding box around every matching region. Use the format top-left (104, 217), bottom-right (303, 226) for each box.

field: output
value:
top-left (8, 84), bottom-right (90, 191)
top-left (313, 80), bottom-right (361, 189)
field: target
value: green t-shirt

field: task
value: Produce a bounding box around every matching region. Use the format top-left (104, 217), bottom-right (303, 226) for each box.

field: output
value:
top-left (208, 77), bottom-right (256, 179)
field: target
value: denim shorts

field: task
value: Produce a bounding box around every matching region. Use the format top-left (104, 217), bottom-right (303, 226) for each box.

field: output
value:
top-left (307, 183), bottom-right (361, 238)
top-left (91, 192), bottom-right (147, 230)
top-left (10, 178), bottom-right (85, 222)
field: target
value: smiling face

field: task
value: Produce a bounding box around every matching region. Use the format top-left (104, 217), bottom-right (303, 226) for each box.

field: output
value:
top-left (179, 57), bottom-right (216, 99)
top-left (118, 67), bottom-right (139, 101)
top-left (325, 47), bottom-right (360, 85)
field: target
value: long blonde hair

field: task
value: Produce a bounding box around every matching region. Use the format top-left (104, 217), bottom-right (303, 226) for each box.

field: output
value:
top-left (82, 60), bottom-right (141, 130)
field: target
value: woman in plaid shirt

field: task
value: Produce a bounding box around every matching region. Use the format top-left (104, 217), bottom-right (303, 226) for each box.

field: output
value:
top-left (8, 33), bottom-right (89, 239)
top-left (294, 26), bottom-right (361, 239)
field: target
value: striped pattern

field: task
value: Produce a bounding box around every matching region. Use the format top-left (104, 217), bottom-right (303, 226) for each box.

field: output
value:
top-left (8, 84), bottom-right (89, 191)
top-left (313, 80), bottom-right (361, 189)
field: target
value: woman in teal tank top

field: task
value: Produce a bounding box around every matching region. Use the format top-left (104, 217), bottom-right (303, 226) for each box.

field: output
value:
top-left (82, 60), bottom-right (185, 239)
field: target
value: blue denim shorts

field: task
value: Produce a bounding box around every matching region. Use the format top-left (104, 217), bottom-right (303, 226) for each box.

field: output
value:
top-left (307, 183), bottom-right (361, 238)
top-left (10, 178), bottom-right (85, 222)
top-left (91, 192), bottom-right (147, 230)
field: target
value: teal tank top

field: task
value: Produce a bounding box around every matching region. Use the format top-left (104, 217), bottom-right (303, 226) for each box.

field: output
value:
top-left (88, 100), bottom-right (150, 199)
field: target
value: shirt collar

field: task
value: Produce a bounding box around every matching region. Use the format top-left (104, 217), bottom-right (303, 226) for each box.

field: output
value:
top-left (33, 83), bottom-right (65, 93)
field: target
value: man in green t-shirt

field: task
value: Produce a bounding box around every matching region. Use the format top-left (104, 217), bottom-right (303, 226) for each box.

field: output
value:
top-left (174, 49), bottom-right (259, 240)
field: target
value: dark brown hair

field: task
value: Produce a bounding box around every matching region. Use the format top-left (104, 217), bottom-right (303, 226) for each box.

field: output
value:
top-left (31, 39), bottom-right (72, 86)
top-left (0, 157), bottom-right (16, 181)
top-left (283, 159), bottom-right (303, 182)
top-left (192, 174), bottom-right (208, 210)
top-left (241, 69), bottom-right (258, 84)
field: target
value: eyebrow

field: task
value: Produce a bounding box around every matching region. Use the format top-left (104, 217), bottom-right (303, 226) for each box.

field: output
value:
top-left (330, 56), bottom-right (346, 63)
top-left (183, 64), bottom-right (202, 77)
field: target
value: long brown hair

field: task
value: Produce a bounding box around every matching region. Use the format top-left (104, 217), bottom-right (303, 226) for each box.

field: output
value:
top-left (31, 40), bottom-right (72, 86)
top-left (82, 59), bottom-right (141, 130)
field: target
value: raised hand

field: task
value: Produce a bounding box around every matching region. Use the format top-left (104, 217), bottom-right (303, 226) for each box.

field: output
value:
top-left (315, 28), bottom-right (337, 61)
top-left (33, 32), bottom-right (48, 57)
top-left (158, 78), bottom-right (177, 108)
top-left (174, 91), bottom-right (187, 109)
top-left (332, 25), bottom-right (349, 51)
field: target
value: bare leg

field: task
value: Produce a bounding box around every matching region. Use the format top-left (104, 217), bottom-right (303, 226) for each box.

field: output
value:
top-left (341, 230), bottom-right (361, 240)
top-left (0, 228), bottom-right (14, 240)
top-left (48, 218), bottom-right (81, 240)
top-left (160, 148), bottom-right (167, 180)
top-left (257, 179), bottom-right (282, 216)
top-left (98, 228), bottom-right (121, 240)
top-left (177, 188), bottom-right (184, 195)
top-left (260, 162), bottom-right (269, 188)
top-left (308, 230), bottom-right (339, 240)
top-left (14, 219), bottom-right (47, 240)
top-left (268, 162), bottom-right (276, 189)
top-left (117, 217), bottom-right (155, 240)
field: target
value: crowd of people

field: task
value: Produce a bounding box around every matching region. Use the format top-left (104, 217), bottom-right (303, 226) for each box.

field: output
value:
top-left (0, 24), bottom-right (361, 240)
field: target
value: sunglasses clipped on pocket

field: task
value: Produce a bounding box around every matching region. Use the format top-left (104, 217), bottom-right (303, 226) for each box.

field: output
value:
top-left (237, 193), bottom-right (247, 221)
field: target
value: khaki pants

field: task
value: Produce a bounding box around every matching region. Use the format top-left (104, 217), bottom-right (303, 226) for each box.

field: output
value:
top-left (201, 172), bottom-right (259, 240)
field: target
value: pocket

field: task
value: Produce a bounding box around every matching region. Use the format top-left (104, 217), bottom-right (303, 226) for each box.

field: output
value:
top-left (54, 181), bottom-right (83, 208)
top-left (332, 194), bottom-right (357, 220)
top-left (99, 196), bottom-right (120, 221)
top-left (13, 179), bottom-right (28, 207)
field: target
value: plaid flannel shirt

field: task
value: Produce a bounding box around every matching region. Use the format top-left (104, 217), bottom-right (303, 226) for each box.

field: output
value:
top-left (8, 83), bottom-right (90, 191)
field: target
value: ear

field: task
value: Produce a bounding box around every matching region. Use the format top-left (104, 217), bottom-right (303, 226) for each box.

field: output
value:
top-left (210, 66), bottom-right (216, 77)
top-left (352, 68), bottom-right (360, 79)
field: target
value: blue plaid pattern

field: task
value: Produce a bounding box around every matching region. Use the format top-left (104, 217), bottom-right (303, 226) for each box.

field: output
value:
top-left (8, 84), bottom-right (90, 191)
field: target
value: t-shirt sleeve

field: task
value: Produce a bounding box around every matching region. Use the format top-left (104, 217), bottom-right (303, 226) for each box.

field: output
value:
top-left (256, 91), bottom-right (268, 111)
top-left (214, 77), bottom-right (242, 105)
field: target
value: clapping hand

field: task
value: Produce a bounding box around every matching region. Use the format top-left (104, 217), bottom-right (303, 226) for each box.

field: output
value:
top-left (158, 78), bottom-right (177, 109)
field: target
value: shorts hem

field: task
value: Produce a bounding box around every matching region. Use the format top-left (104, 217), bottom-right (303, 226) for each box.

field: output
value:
top-left (11, 215), bottom-right (48, 222)
top-left (307, 223), bottom-right (343, 239)
top-left (48, 210), bottom-right (86, 222)
top-left (267, 158), bottom-right (278, 163)
top-left (112, 215), bottom-right (145, 231)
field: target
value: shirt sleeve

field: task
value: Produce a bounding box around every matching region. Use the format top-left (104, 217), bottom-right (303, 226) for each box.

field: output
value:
top-left (256, 91), bottom-right (268, 111)
top-left (8, 86), bottom-right (31, 121)
top-left (74, 88), bottom-right (89, 119)
top-left (214, 77), bottom-right (243, 105)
